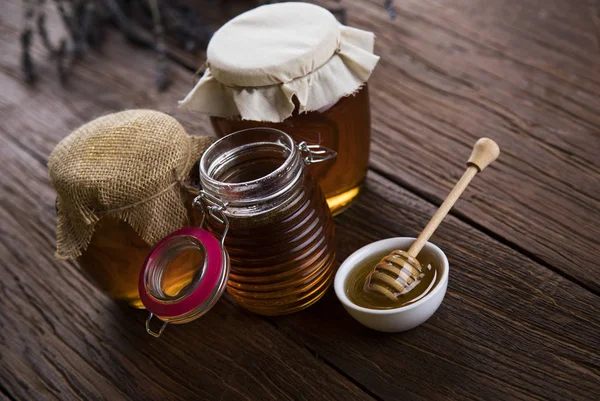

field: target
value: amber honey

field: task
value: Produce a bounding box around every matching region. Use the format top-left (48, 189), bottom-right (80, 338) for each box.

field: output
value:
top-left (204, 150), bottom-right (336, 315)
top-left (199, 130), bottom-right (337, 316)
top-left (78, 195), bottom-right (201, 308)
top-left (210, 85), bottom-right (371, 216)
top-left (346, 250), bottom-right (439, 309)
top-left (78, 218), bottom-right (148, 308)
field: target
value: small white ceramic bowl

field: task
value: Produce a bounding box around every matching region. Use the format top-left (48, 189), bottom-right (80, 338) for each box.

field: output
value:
top-left (334, 237), bottom-right (449, 332)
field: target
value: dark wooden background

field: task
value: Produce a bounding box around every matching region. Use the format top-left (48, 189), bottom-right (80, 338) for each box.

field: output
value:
top-left (1, 0), bottom-right (599, 400)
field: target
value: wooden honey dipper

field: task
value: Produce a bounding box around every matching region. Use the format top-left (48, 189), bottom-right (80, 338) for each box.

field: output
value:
top-left (366, 138), bottom-right (500, 300)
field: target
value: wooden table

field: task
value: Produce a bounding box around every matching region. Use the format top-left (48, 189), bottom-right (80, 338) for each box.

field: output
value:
top-left (1, 0), bottom-right (599, 400)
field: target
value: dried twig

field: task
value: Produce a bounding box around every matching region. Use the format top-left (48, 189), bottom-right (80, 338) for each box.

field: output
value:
top-left (75, 1), bottom-right (95, 56)
top-left (21, 0), bottom-right (37, 82)
top-left (384, 0), bottom-right (397, 19)
top-left (37, 0), bottom-right (56, 53)
top-left (20, 0), bottom-right (391, 89)
top-left (148, 0), bottom-right (169, 91)
top-left (56, 38), bottom-right (68, 83)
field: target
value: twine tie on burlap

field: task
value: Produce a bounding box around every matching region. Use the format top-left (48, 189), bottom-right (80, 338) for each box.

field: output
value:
top-left (48, 109), bottom-right (214, 259)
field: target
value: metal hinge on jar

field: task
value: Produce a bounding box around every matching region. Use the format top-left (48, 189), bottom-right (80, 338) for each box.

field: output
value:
top-left (193, 191), bottom-right (229, 248)
top-left (297, 141), bottom-right (337, 165)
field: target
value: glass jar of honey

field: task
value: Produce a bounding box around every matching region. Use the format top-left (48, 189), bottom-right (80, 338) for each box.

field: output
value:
top-left (48, 109), bottom-right (214, 308)
top-left (210, 85), bottom-right (371, 215)
top-left (179, 2), bottom-right (379, 215)
top-left (78, 198), bottom-right (198, 309)
top-left (139, 128), bottom-right (337, 336)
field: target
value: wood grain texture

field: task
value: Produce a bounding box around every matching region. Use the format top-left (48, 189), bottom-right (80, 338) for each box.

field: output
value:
top-left (0, 2), bottom-right (371, 400)
top-left (1, 0), bottom-right (599, 400)
top-left (0, 133), bottom-right (372, 401)
top-left (145, 0), bottom-right (600, 292)
top-left (347, 0), bottom-right (600, 292)
top-left (273, 171), bottom-right (600, 401)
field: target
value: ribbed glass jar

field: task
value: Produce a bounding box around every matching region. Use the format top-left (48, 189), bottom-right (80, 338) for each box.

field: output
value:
top-left (199, 128), bottom-right (336, 315)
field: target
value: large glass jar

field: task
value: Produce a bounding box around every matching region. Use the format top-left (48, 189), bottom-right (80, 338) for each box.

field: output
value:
top-left (139, 128), bottom-right (337, 336)
top-left (178, 2), bottom-right (379, 216)
top-left (210, 85), bottom-right (371, 215)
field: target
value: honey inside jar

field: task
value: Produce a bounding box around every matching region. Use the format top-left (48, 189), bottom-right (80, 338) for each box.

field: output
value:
top-left (346, 250), bottom-right (439, 309)
top-left (79, 198), bottom-right (202, 308)
top-left (179, 3), bottom-right (380, 216)
top-left (78, 218), bottom-right (149, 308)
top-left (210, 85), bottom-right (371, 215)
top-left (199, 128), bottom-right (337, 316)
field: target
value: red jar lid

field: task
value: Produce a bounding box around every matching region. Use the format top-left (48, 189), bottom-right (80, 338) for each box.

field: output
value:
top-left (138, 227), bottom-right (227, 321)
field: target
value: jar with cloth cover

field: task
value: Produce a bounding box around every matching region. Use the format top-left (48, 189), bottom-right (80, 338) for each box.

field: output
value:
top-left (179, 2), bottom-right (380, 215)
top-left (138, 128), bottom-right (337, 337)
top-left (48, 109), bottom-right (214, 308)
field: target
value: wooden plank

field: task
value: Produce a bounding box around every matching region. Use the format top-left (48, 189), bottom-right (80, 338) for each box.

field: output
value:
top-left (1, 1), bottom-right (598, 400)
top-left (272, 171), bottom-right (600, 401)
top-left (113, 0), bottom-right (600, 292)
top-left (0, 0), bottom-right (215, 150)
top-left (0, 2), bottom-right (372, 400)
top-left (0, 82), bottom-right (373, 401)
top-left (339, 0), bottom-right (600, 292)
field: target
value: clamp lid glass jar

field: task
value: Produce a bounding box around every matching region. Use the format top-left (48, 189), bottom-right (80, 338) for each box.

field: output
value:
top-left (139, 128), bottom-right (337, 337)
top-left (179, 2), bottom-right (380, 215)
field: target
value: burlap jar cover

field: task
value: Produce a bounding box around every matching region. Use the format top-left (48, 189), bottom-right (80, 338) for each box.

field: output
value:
top-left (49, 109), bottom-right (213, 259)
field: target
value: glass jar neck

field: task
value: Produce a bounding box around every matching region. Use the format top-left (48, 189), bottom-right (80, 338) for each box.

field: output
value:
top-left (199, 128), bottom-right (304, 216)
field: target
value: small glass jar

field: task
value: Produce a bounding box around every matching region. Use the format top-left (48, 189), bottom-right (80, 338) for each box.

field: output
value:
top-left (139, 128), bottom-right (337, 336)
top-left (210, 85), bottom-right (371, 215)
top-left (48, 109), bottom-right (213, 309)
top-left (78, 197), bottom-right (198, 309)
top-left (79, 217), bottom-right (151, 308)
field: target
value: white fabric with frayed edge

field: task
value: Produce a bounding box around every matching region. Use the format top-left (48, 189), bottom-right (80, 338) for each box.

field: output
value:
top-left (178, 2), bottom-right (379, 122)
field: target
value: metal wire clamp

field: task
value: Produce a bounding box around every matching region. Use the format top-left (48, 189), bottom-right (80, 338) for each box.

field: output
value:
top-left (297, 141), bottom-right (337, 165)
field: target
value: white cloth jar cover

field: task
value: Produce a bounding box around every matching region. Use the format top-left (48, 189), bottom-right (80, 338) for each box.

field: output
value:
top-left (179, 2), bottom-right (380, 123)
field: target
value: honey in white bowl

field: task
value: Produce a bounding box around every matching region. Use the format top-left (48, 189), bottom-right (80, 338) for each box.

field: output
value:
top-left (346, 250), bottom-right (439, 310)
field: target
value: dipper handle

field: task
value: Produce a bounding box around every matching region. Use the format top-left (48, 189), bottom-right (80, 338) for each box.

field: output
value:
top-left (407, 138), bottom-right (500, 257)
top-left (467, 138), bottom-right (500, 172)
